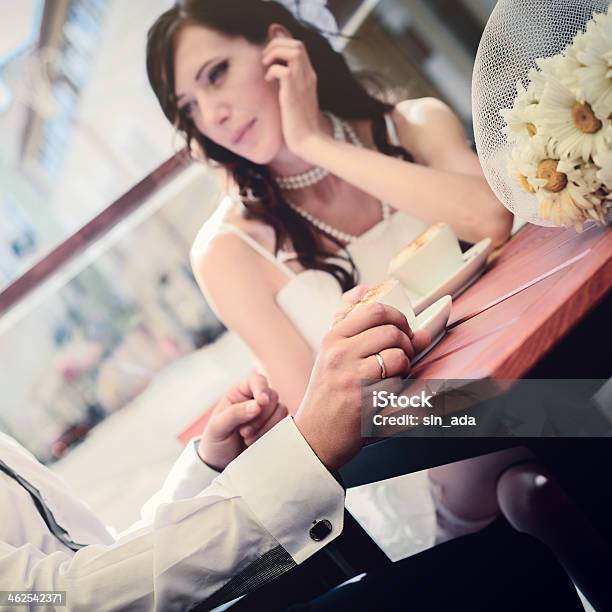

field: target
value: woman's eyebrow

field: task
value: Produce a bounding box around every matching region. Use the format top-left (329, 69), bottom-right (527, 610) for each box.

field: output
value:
top-left (177, 57), bottom-right (220, 101)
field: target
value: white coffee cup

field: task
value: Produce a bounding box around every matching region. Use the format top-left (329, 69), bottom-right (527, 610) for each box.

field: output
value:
top-left (340, 278), bottom-right (417, 330)
top-left (388, 223), bottom-right (464, 295)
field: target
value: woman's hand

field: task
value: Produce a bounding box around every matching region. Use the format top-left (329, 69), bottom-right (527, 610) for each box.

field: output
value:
top-left (197, 372), bottom-right (288, 471)
top-left (262, 36), bottom-right (326, 159)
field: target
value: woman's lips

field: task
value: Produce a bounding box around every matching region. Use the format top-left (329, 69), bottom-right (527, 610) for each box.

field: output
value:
top-left (232, 119), bottom-right (256, 145)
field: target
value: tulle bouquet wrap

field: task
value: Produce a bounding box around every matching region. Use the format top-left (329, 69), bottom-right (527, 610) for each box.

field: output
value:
top-left (472, 0), bottom-right (612, 230)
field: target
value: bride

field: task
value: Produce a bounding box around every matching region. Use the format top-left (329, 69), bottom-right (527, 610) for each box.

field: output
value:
top-left (146, 0), bottom-right (523, 545)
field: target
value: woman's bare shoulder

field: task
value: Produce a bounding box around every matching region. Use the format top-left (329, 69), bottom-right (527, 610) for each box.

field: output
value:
top-left (191, 195), bottom-right (274, 266)
top-left (394, 97), bottom-right (455, 124)
top-left (391, 98), bottom-right (467, 163)
top-left (190, 195), bottom-right (283, 303)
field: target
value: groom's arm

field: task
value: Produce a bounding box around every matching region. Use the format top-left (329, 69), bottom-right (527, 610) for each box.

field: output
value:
top-left (120, 434), bottom-right (222, 535)
top-left (0, 418), bottom-right (344, 611)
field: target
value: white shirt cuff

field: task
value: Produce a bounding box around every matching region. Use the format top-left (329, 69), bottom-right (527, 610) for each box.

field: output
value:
top-left (166, 436), bottom-right (221, 499)
top-left (220, 416), bottom-right (345, 563)
top-left (138, 436), bottom-right (220, 526)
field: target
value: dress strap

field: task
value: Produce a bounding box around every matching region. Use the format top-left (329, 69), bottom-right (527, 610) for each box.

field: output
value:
top-left (218, 222), bottom-right (296, 279)
top-left (384, 113), bottom-right (401, 147)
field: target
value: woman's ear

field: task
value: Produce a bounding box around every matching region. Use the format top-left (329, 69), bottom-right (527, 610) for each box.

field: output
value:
top-left (267, 23), bottom-right (293, 41)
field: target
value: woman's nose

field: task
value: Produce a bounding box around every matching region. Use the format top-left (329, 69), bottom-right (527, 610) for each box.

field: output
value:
top-left (197, 92), bottom-right (230, 128)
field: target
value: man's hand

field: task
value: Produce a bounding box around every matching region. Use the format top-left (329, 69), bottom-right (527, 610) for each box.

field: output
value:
top-left (295, 297), bottom-right (430, 471)
top-left (332, 284), bottom-right (370, 326)
top-left (198, 373), bottom-right (288, 471)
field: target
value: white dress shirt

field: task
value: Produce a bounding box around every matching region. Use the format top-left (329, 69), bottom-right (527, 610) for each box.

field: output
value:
top-left (0, 417), bottom-right (344, 611)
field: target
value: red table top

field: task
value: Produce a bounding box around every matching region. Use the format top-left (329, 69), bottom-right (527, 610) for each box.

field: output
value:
top-left (412, 223), bottom-right (611, 380)
top-left (179, 223), bottom-right (611, 444)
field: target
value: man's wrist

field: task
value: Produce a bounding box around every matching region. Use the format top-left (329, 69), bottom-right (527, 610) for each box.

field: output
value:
top-left (293, 414), bottom-right (338, 471)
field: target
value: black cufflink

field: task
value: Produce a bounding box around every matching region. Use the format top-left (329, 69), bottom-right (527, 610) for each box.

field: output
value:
top-left (309, 519), bottom-right (332, 541)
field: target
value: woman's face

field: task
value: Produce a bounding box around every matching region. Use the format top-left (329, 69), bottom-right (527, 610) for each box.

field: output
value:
top-left (173, 25), bottom-right (284, 164)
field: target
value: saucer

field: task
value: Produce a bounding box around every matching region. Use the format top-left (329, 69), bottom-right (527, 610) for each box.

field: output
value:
top-left (412, 294), bottom-right (452, 363)
top-left (412, 238), bottom-right (493, 315)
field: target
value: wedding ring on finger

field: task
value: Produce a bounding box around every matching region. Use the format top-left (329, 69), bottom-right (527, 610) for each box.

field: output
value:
top-left (374, 352), bottom-right (387, 380)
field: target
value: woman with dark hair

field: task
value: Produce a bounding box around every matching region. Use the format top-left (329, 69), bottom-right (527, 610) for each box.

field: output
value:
top-left (146, 0), bottom-right (511, 405)
top-left (146, 0), bottom-right (521, 547)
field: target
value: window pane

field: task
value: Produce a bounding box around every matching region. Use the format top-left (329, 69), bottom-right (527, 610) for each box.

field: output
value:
top-left (0, 0), bottom-right (177, 291)
top-left (0, 164), bottom-right (227, 462)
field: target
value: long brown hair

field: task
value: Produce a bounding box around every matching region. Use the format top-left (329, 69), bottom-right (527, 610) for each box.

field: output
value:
top-left (147, 0), bottom-right (412, 290)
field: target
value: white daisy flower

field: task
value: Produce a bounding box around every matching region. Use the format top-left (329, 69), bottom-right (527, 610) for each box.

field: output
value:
top-left (557, 158), bottom-right (602, 201)
top-left (500, 102), bottom-right (539, 145)
top-left (594, 150), bottom-right (612, 190)
top-left (537, 188), bottom-right (589, 230)
top-left (500, 81), bottom-right (542, 145)
top-left (575, 13), bottom-right (612, 120)
top-left (528, 149), bottom-right (602, 229)
top-left (525, 68), bottom-right (548, 102)
top-left (589, 5), bottom-right (612, 31)
top-left (507, 137), bottom-right (550, 193)
top-left (544, 157), bottom-right (610, 227)
top-left (508, 135), bottom-right (608, 229)
top-left (561, 30), bottom-right (589, 91)
top-left (535, 54), bottom-right (567, 81)
top-left (539, 77), bottom-right (611, 161)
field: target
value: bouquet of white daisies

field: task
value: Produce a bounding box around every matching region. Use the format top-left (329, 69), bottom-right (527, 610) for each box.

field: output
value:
top-left (500, 5), bottom-right (612, 230)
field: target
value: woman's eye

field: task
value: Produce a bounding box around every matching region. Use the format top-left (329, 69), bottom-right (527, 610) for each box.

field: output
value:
top-left (179, 101), bottom-right (196, 119)
top-left (208, 60), bottom-right (228, 85)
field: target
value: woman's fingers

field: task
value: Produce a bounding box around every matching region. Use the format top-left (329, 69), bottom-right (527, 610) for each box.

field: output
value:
top-left (262, 39), bottom-right (314, 80)
top-left (262, 37), bottom-right (306, 62)
top-left (264, 37), bottom-right (303, 49)
top-left (243, 402), bottom-right (289, 446)
top-left (262, 46), bottom-right (301, 67)
top-left (264, 64), bottom-right (290, 83)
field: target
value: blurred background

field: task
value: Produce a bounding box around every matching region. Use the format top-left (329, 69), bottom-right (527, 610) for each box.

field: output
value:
top-left (0, 0), bottom-right (497, 530)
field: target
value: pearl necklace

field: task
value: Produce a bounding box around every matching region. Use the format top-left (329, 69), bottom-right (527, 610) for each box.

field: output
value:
top-left (287, 115), bottom-right (391, 245)
top-left (274, 114), bottom-right (345, 190)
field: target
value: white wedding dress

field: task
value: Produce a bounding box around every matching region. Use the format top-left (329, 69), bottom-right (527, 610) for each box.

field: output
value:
top-left (204, 114), bottom-right (438, 560)
top-left (217, 115), bottom-right (428, 350)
